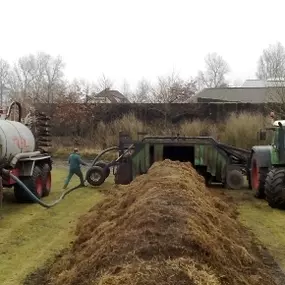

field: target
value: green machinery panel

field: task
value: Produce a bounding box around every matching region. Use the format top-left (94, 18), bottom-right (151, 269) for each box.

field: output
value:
top-left (195, 144), bottom-right (226, 179)
top-left (131, 142), bottom-right (228, 182)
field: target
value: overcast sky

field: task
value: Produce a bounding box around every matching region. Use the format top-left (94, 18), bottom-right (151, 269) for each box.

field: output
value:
top-left (0, 0), bottom-right (284, 90)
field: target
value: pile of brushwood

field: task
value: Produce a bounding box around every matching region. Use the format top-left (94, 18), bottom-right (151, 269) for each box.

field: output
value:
top-left (25, 160), bottom-right (283, 285)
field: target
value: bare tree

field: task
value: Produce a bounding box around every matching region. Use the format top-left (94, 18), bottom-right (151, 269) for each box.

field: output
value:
top-left (12, 54), bottom-right (37, 102)
top-left (95, 73), bottom-right (114, 92)
top-left (152, 71), bottom-right (197, 103)
top-left (121, 79), bottom-right (132, 99)
top-left (7, 52), bottom-right (65, 104)
top-left (59, 80), bottom-right (82, 103)
top-left (129, 78), bottom-right (152, 103)
top-left (144, 71), bottom-right (198, 127)
top-left (0, 59), bottom-right (10, 106)
top-left (257, 42), bottom-right (285, 81)
top-left (68, 79), bottom-right (98, 103)
top-left (197, 52), bottom-right (230, 89)
top-left (42, 53), bottom-right (65, 103)
top-left (255, 43), bottom-right (285, 118)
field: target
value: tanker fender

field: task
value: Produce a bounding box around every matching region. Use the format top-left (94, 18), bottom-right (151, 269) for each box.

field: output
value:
top-left (250, 145), bottom-right (272, 168)
top-left (18, 156), bottom-right (52, 176)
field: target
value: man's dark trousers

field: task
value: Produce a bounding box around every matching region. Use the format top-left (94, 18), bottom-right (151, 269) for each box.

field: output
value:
top-left (63, 169), bottom-right (84, 189)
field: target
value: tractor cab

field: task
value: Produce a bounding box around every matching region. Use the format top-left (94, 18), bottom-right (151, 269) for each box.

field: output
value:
top-left (272, 120), bottom-right (285, 147)
top-left (258, 118), bottom-right (285, 164)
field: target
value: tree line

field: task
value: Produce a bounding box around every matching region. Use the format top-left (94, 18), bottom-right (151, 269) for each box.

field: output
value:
top-left (0, 41), bottom-right (285, 106)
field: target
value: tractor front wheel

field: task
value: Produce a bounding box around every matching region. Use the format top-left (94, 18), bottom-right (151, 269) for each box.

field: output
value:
top-left (264, 168), bottom-right (285, 209)
top-left (250, 153), bottom-right (268, 199)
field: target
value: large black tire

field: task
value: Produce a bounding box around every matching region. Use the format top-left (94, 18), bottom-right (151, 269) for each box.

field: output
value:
top-left (226, 169), bottom-right (244, 190)
top-left (250, 153), bottom-right (268, 199)
top-left (264, 168), bottom-right (285, 209)
top-left (14, 165), bottom-right (43, 203)
top-left (94, 160), bottom-right (110, 178)
top-left (41, 163), bottom-right (51, 197)
top-left (86, 166), bottom-right (106, 186)
top-left (264, 168), bottom-right (274, 195)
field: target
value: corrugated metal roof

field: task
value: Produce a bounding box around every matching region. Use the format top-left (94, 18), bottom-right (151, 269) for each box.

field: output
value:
top-left (242, 79), bottom-right (285, 87)
top-left (193, 87), bottom-right (285, 103)
top-left (242, 80), bottom-right (265, 87)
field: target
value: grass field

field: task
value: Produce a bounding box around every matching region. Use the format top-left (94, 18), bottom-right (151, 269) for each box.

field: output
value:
top-left (238, 197), bottom-right (285, 270)
top-left (224, 189), bottom-right (285, 271)
top-left (0, 167), bottom-right (107, 285)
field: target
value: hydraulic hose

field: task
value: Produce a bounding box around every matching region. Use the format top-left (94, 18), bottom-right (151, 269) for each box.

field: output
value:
top-left (7, 171), bottom-right (85, 209)
top-left (91, 146), bottom-right (119, 166)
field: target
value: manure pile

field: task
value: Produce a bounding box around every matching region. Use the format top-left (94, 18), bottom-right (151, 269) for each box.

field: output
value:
top-left (26, 160), bottom-right (283, 285)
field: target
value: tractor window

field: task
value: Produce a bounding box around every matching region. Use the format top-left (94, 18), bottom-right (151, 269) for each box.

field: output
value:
top-left (273, 128), bottom-right (285, 148)
top-left (273, 130), bottom-right (278, 147)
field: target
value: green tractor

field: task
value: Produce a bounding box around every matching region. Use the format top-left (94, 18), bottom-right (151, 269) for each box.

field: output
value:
top-left (250, 119), bottom-right (285, 209)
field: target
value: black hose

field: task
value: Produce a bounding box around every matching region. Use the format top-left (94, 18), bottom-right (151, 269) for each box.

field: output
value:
top-left (5, 101), bottom-right (22, 122)
top-left (8, 171), bottom-right (85, 208)
top-left (91, 146), bottom-right (119, 166)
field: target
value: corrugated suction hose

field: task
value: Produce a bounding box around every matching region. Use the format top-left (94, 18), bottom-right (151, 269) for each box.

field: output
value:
top-left (5, 170), bottom-right (85, 208)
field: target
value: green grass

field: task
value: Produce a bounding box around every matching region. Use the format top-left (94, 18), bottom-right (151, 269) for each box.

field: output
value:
top-left (0, 167), bottom-right (108, 285)
top-left (229, 190), bottom-right (285, 270)
top-left (2, 169), bottom-right (285, 284)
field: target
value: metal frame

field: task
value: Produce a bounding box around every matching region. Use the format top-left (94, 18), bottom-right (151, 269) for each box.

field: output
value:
top-left (89, 132), bottom-right (252, 187)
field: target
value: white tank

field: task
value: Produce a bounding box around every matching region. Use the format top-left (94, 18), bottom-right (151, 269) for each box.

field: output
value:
top-left (0, 120), bottom-right (36, 160)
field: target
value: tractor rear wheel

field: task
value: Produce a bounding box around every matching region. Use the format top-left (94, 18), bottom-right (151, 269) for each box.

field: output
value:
top-left (264, 168), bottom-right (285, 209)
top-left (14, 165), bottom-right (43, 203)
top-left (250, 153), bottom-right (268, 198)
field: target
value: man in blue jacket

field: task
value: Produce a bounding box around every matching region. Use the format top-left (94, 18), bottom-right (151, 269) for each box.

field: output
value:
top-left (63, 148), bottom-right (88, 189)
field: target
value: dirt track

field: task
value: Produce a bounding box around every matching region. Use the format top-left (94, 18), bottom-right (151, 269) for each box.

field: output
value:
top-left (24, 160), bottom-right (285, 285)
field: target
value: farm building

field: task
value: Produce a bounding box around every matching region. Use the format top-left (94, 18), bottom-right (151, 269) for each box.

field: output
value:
top-left (192, 79), bottom-right (285, 103)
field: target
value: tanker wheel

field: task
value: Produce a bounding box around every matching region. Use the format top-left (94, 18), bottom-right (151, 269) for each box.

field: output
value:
top-left (86, 166), bottom-right (106, 186)
top-left (94, 160), bottom-right (110, 178)
top-left (250, 153), bottom-right (268, 199)
top-left (264, 168), bottom-right (285, 209)
top-left (14, 165), bottom-right (43, 203)
top-left (41, 163), bottom-right (51, 197)
top-left (226, 169), bottom-right (244, 190)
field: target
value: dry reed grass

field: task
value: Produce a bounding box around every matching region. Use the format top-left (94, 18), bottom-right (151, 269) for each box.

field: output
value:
top-left (27, 160), bottom-right (278, 285)
top-left (53, 112), bottom-right (272, 157)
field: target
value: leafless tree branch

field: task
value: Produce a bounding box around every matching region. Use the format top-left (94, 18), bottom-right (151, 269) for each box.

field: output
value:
top-left (257, 42), bottom-right (285, 80)
top-left (0, 59), bottom-right (10, 106)
top-left (197, 52), bottom-right (230, 89)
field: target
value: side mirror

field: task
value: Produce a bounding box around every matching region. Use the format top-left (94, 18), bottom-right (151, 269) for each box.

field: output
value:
top-left (259, 130), bottom-right (267, 141)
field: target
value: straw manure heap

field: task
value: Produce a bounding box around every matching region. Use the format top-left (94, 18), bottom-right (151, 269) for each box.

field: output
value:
top-left (29, 160), bottom-right (279, 285)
